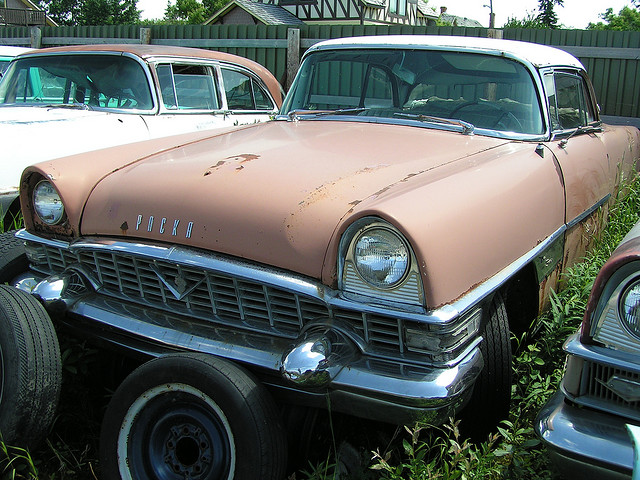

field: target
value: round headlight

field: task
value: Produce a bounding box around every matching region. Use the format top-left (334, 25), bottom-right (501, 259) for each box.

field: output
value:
top-left (620, 280), bottom-right (640, 339)
top-left (353, 228), bottom-right (409, 289)
top-left (33, 180), bottom-right (65, 225)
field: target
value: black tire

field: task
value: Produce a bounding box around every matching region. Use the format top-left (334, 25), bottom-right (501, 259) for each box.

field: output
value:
top-left (461, 293), bottom-right (512, 440)
top-left (99, 353), bottom-right (288, 480)
top-left (0, 230), bottom-right (27, 284)
top-left (0, 285), bottom-right (62, 449)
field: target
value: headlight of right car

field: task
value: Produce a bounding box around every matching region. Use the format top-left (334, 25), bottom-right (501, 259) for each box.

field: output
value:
top-left (590, 262), bottom-right (640, 353)
top-left (339, 218), bottom-right (424, 307)
top-left (33, 180), bottom-right (65, 225)
top-left (620, 279), bottom-right (640, 338)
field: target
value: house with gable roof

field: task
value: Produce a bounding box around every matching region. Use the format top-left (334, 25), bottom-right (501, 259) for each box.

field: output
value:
top-left (0, 0), bottom-right (56, 26)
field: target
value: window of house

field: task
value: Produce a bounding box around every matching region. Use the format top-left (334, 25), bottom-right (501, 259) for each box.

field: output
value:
top-left (389, 0), bottom-right (407, 16)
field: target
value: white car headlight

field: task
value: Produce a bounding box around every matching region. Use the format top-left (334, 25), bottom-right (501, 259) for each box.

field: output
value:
top-left (33, 180), bottom-right (65, 225)
top-left (353, 228), bottom-right (409, 289)
top-left (620, 280), bottom-right (640, 338)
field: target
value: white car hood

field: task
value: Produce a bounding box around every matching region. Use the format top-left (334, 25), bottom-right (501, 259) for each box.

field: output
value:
top-left (0, 106), bottom-right (151, 193)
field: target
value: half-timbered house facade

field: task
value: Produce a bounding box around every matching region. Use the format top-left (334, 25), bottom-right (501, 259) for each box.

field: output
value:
top-left (206, 0), bottom-right (440, 26)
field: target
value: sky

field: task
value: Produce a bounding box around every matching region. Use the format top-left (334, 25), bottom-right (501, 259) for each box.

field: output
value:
top-left (137, 0), bottom-right (635, 29)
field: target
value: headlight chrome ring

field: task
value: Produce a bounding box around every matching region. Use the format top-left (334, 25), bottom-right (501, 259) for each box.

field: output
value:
top-left (33, 180), bottom-right (65, 225)
top-left (353, 227), bottom-right (410, 289)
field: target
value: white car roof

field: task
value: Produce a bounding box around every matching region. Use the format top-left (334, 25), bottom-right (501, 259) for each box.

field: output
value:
top-left (307, 35), bottom-right (584, 70)
top-left (0, 46), bottom-right (32, 57)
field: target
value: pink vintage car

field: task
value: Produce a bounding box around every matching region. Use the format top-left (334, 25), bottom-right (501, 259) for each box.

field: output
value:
top-left (1, 35), bottom-right (638, 479)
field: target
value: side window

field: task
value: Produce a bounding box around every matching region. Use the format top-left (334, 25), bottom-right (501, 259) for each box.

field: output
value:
top-left (547, 71), bottom-right (595, 130)
top-left (221, 68), bottom-right (275, 111)
top-left (157, 63), bottom-right (219, 110)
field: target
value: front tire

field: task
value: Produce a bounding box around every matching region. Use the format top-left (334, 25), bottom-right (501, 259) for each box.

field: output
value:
top-left (461, 293), bottom-right (512, 439)
top-left (99, 353), bottom-right (287, 480)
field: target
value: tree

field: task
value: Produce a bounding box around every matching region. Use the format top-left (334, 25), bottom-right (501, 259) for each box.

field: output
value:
top-left (164, 0), bottom-right (228, 24)
top-left (38, 0), bottom-right (141, 25)
top-left (503, 12), bottom-right (544, 28)
top-left (587, 5), bottom-right (640, 31)
top-left (536, 0), bottom-right (564, 28)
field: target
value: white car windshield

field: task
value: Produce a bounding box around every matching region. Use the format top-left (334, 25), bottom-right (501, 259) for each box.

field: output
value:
top-left (0, 54), bottom-right (153, 111)
top-left (281, 48), bottom-right (545, 136)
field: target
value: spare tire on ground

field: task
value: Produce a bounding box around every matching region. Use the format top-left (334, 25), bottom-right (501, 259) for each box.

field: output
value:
top-left (100, 352), bottom-right (288, 480)
top-left (0, 285), bottom-right (62, 449)
top-left (0, 230), bottom-right (27, 284)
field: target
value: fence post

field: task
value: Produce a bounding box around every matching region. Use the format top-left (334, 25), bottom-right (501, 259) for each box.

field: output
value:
top-left (287, 28), bottom-right (300, 90)
top-left (30, 26), bottom-right (41, 48)
top-left (140, 27), bottom-right (152, 44)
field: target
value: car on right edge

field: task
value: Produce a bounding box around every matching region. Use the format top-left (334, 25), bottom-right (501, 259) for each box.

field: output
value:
top-left (537, 219), bottom-right (640, 479)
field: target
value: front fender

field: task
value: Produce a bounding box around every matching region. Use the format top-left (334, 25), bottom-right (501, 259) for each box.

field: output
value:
top-left (325, 141), bottom-right (565, 308)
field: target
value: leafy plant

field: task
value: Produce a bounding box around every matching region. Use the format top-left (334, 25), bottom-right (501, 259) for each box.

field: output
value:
top-left (0, 442), bottom-right (38, 479)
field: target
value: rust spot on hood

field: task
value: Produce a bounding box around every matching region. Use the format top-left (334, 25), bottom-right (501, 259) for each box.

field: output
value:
top-left (203, 154), bottom-right (260, 176)
top-left (229, 153), bottom-right (260, 163)
top-left (204, 160), bottom-right (227, 176)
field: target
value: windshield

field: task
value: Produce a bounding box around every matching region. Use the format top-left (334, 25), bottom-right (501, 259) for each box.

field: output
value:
top-left (0, 54), bottom-right (153, 110)
top-left (281, 48), bottom-right (545, 136)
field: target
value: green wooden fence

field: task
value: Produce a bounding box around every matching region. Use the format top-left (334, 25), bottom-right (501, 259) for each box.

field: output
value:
top-left (1, 24), bottom-right (639, 117)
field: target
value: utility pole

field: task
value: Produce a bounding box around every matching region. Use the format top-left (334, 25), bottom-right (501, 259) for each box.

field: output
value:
top-left (484, 0), bottom-right (495, 28)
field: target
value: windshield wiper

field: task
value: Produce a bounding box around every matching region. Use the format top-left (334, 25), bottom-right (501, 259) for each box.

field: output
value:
top-left (286, 108), bottom-right (367, 121)
top-left (46, 102), bottom-right (93, 111)
top-left (393, 112), bottom-right (474, 135)
top-left (558, 123), bottom-right (603, 148)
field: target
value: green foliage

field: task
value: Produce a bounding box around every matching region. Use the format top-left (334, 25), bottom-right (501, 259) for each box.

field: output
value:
top-left (588, 6), bottom-right (640, 32)
top-left (536, 0), bottom-right (564, 28)
top-left (164, 0), bottom-right (229, 24)
top-left (502, 12), bottom-right (544, 29)
top-left (503, 0), bottom-right (564, 29)
top-left (0, 210), bottom-right (22, 235)
top-left (37, 0), bottom-right (140, 26)
top-left (0, 438), bottom-right (38, 479)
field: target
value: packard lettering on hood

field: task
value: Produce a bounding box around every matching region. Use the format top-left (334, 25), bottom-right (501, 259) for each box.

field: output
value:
top-left (135, 215), bottom-right (193, 239)
top-left (7, 36), bottom-right (640, 478)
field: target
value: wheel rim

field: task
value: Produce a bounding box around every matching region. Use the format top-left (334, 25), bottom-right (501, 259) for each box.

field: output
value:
top-left (118, 383), bottom-right (235, 480)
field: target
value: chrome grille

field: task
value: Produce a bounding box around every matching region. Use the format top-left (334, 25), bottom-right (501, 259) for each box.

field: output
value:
top-left (33, 243), bottom-right (406, 355)
top-left (579, 361), bottom-right (640, 420)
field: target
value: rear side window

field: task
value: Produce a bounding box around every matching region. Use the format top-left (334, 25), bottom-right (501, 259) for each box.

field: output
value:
top-left (157, 63), bottom-right (220, 110)
top-left (221, 68), bottom-right (275, 111)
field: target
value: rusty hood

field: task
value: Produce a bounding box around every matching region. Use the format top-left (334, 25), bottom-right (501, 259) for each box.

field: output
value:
top-left (79, 120), bottom-right (510, 281)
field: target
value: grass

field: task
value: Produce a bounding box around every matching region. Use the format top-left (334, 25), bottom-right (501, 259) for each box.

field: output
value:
top-left (1, 174), bottom-right (639, 479)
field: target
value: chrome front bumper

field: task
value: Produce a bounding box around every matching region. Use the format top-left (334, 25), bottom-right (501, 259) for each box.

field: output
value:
top-left (13, 266), bottom-right (483, 425)
top-left (536, 390), bottom-right (634, 480)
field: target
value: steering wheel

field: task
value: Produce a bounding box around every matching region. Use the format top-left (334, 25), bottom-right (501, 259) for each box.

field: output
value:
top-left (449, 101), bottom-right (524, 132)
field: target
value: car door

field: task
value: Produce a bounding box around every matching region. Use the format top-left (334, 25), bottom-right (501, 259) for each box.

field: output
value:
top-left (542, 69), bottom-right (616, 268)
